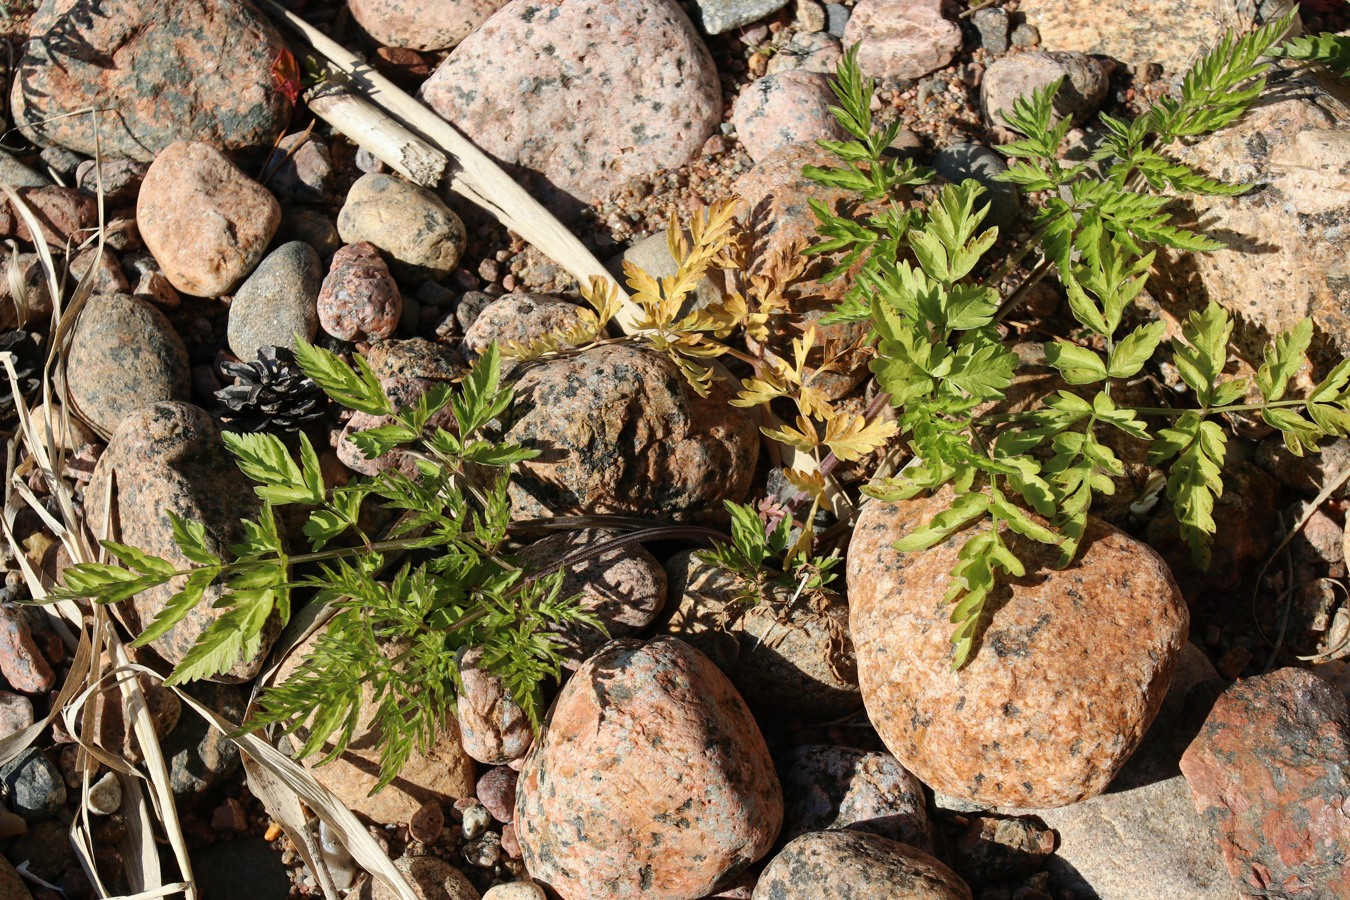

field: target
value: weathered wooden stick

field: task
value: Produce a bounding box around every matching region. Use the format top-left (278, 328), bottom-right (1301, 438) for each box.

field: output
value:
top-left (305, 80), bottom-right (446, 188)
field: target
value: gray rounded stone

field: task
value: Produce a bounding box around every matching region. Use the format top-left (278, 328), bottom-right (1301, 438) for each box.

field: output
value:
top-left (777, 745), bottom-right (933, 850)
top-left (753, 830), bottom-right (972, 900)
top-left (227, 241), bottom-right (322, 358)
top-left (982, 51), bottom-right (1109, 129)
top-left (932, 144), bottom-right (1021, 230)
top-left (67, 293), bottom-right (190, 439)
top-left (0, 748), bottom-right (66, 822)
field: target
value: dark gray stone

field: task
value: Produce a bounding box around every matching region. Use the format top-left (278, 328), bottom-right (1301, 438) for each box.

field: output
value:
top-left (972, 7), bottom-right (1010, 54)
top-left (0, 748), bottom-right (66, 821)
top-left (227, 241), bottom-right (322, 359)
top-left (696, 0), bottom-right (791, 35)
top-left (933, 143), bottom-right (1021, 230)
top-left (164, 682), bottom-right (247, 797)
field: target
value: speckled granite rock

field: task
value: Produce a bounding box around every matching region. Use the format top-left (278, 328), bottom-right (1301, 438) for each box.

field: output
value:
top-left (1025, 643), bottom-right (1235, 900)
top-left (765, 31), bottom-right (843, 76)
top-left (951, 815), bottom-right (1056, 887)
top-left (1180, 667), bottom-right (1350, 899)
top-left (733, 72), bottom-right (844, 163)
top-left (86, 403), bottom-right (272, 681)
top-left (365, 337), bottom-right (466, 382)
top-left (137, 142), bottom-right (280, 297)
top-left (361, 855), bottom-right (481, 900)
top-left (515, 637), bottom-right (782, 899)
top-left (843, 0), bottom-right (962, 81)
top-left (981, 52), bottom-right (1109, 129)
top-left (227, 241), bottom-right (322, 358)
top-left (776, 745), bottom-right (933, 850)
top-left (12, 0), bottom-right (290, 161)
top-left (336, 174), bottom-right (466, 283)
top-left (318, 242), bottom-right (402, 342)
top-left (1014, 0), bottom-right (1291, 71)
top-left (273, 624), bottom-right (477, 825)
top-left (502, 344), bottom-right (758, 521)
top-left (1151, 72), bottom-right (1350, 377)
top-left (476, 765), bottom-right (518, 824)
top-left (517, 529), bottom-right (666, 669)
top-left (420, 0), bottom-right (721, 220)
top-left (457, 646), bottom-right (534, 766)
top-left (0, 185), bottom-right (97, 246)
top-left (351, 0), bottom-right (507, 51)
top-left (338, 376), bottom-right (457, 477)
top-left (753, 830), bottom-right (972, 900)
top-left (263, 132), bottom-right (334, 204)
top-left (847, 488), bottom-right (1188, 808)
top-left (0, 608), bottom-right (55, 693)
top-left (461, 293), bottom-right (587, 360)
top-left (67, 293), bottom-right (190, 439)
top-left (695, 0), bottom-right (790, 34)
top-left (665, 550), bottom-right (860, 719)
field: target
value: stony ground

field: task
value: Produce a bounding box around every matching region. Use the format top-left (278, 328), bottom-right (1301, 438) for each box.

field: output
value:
top-left (1, 1), bottom-right (1350, 900)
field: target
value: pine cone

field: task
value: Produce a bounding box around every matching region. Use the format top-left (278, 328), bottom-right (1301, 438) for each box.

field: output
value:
top-left (0, 330), bottom-right (42, 424)
top-left (216, 346), bottom-right (328, 433)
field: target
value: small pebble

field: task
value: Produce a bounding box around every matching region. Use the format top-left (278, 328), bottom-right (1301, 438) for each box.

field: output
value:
top-left (210, 797), bottom-right (248, 832)
top-left (86, 771), bottom-right (122, 816)
top-left (463, 833), bottom-right (502, 869)
top-left (0, 691), bottom-right (35, 739)
top-left (460, 801), bottom-right (491, 840)
top-left (1011, 22), bottom-right (1041, 47)
top-left (319, 819), bottom-right (357, 892)
top-left (482, 881), bottom-right (545, 900)
top-left (409, 801), bottom-right (445, 844)
top-left (824, 2), bottom-right (849, 37)
top-left (0, 749), bottom-right (66, 822)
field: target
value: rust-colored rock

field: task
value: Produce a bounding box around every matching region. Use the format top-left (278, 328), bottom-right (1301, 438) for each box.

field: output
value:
top-left (86, 403), bottom-right (273, 681)
top-left (665, 550), bottom-right (860, 719)
top-left (515, 637), bottom-right (782, 900)
top-left (272, 625), bottom-right (478, 825)
top-left (0, 186), bottom-right (97, 246)
top-left (0, 609), bottom-right (55, 694)
top-left (1180, 667), bottom-right (1350, 899)
top-left (318, 242), bottom-right (402, 342)
top-left (753, 830), bottom-right (972, 900)
top-left (12, 0), bottom-right (290, 162)
top-left (517, 529), bottom-right (666, 669)
top-left (420, 0), bottom-right (721, 220)
top-left (503, 344), bottom-right (758, 522)
top-left (351, 0), bottom-right (508, 51)
top-left (847, 489), bottom-right (1188, 808)
top-left (137, 142), bottom-right (280, 297)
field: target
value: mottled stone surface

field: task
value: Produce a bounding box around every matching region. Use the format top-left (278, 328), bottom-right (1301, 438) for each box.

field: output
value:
top-left (351, 0), bottom-right (507, 51)
top-left (477, 765), bottom-right (518, 824)
top-left (776, 745), bottom-right (932, 850)
top-left (0, 691), bottom-right (35, 739)
top-left (263, 133), bottom-right (334, 204)
top-left (67, 293), bottom-right (190, 439)
top-left (138, 142), bottom-right (280, 297)
top-left (318, 242), bottom-right (402, 342)
top-left (753, 830), bottom-right (972, 900)
top-left (90, 664), bottom-right (181, 766)
top-left (1015, 0), bottom-right (1282, 70)
top-left (361, 855), bottom-right (481, 900)
top-left (617, 231), bottom-right (725, 314)
top-left (733, 72), bottom-right (842, 163)
top-left (338, 376), bottom-right (457, 477)
top-left (515, 637), bottom-right (782, 899)
top-left (0, 749), bottom-right (65, 822)
top-left (0, 609), bottom-right (55, 694)
top-left (517, 529), bottom-right (666, 669)
top-left (12, 0), bottom-right (290, 161)
top-left (1151, 73), bottom-right (1350, 377)
top-left (503, 344), bottom-right (758, 521)
top-left (1025, 643), bottom-right (1235, 900)
top-left (665, 550), bottom-right (860, 719)
top-left (163, 681), bottom-right (246, 797)
top-left (0, 185), bottom-right (97, 246)
top-left (981, 52), bottom-right (1110, 129)
top-left (766, 31), bottom-right (843, 76)
top-left (86, 404), bottom-right (272, 680)
top-left (421, 0), bottom-right (721, 220)
top-left (1257, 436), bottom-right (1350, 499)
top-left (1180, 667), bottom-right (1350, 899)
top-left (365, 337), bottom-right (466, 383)
top-left (952, 815), bottom-right (1056, 887)
top-left (273, 624), bottom-right (477, 825)
top-left (461, 293), bottom-right (587, 360)
top-left (695, 0), bottom-right (790, 34)
top-left (457, 646), bottom-right (534, 766)
top-left (843, 0), bottom-right (962, 81)
top-left (336, 174), bottom-right (466, 283)
top-left (847, 489), bottom-right (1189, 808)
top-left (75, 158), bottom-right (148, 204)
top-left (227, 241), bottom-right (322, 358)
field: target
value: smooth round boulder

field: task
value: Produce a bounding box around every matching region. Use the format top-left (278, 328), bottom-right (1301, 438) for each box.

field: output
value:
top-left (461, 293), bottom-right (587, 360)
top-left (85, 403), bottom-right (272, 681)
top-left (137, 142), bottom-right (281, 297)
top-left (337, 174), bottom-right (466, 283)
top-left (12, 0), bottom-right (290, 162)
top-left (67, 293), bottom-right (190, 439)
top-left (847, 489), bottom-right (1189, 808)
top-left (420, 0), bottom-right (721, 220)
top-left (665, 550), bottom-right (860, 719)
top-left (227, 241), bottom-right (322, 358)
top-left (981, 51), bottom-right (1110, 129)
top-left (753, 830), bottom-right (972, 900)
top-left (350, 0), bottom-right (507, 51)
top-left (732, 72), bottom-right (844, 164)
top-left (515, 637), bottom-right (783, 900)
top-left (456, 646), bottom-right (534, 766)
top-left (502, 344), bottom-right (758, 522)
